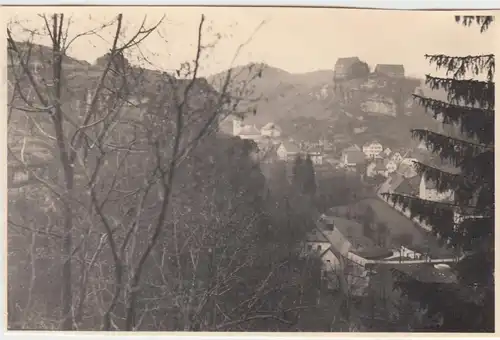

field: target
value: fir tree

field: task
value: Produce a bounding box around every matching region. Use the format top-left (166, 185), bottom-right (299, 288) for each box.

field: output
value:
top-left (292, 154), bottom-right (304, 190)
top-left (383, 16), bottom-right (494, 332)
top-left (303, 154), bottom-right (317, 196)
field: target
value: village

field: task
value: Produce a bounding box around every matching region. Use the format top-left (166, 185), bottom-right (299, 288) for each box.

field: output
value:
top-left (226, 109), bottom-right (461, 298)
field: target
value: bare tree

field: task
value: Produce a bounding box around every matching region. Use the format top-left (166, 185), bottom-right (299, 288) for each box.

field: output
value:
top-left (8, 12), bottom-right (310, 332)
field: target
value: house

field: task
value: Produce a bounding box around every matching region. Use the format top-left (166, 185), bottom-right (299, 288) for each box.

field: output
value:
top-left (366, 162), bottom-right (377, 177)
top-left (306, 147), bottom-right (324, 165)
top-left (366, 159), bottom-right (387, 177)
top-left (417, 140), bottom-right (428, 151)
top-left (394, 175), bottom-right (421, 196)
top-left (374, 64), bottom-right (405, 78)
top-left (276, 141), bottom-right (301, 161)
top-left (353, 126), bottom-right (368, 134)
top-left (384, 159), bottom-right (398, 174)
top-left (419, 172), bottom-right (455, 202)
top-left (362, 141), bottom-right (384, 158)
top-left (397, 163), bottom-right (418, 179)
top-left (304, 229), bottom-right (334, 255)
top-left (304, 220), bottom-right (347, 273)
top-left (394, 171), bottom-right (454, 202)
top-left (238, 125), bottom-right (262, 141)
top-left (374, 162), bottom-right (387, 177)
top-left (232, 118), bottom-right (262, 141)
top-left (341, 147), bottom-right (366, 168)
top-left (258, 143), bottom-right (280, 164)
top-left (260, 122), bottom-right (282, 138)
top-left (391, 152), bottom-right (403, 164)
top-left (400, 157), bottom-right (419, 169)
top-left (333, 57), bottom-right (370, 81)
top-left (383, 147), bottom-right (392, 156)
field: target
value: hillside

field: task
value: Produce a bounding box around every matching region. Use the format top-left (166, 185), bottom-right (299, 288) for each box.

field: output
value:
top-left (208, 63), bottom-right (338, 126)
top-left (7, 40), bottom-right (220, 179)
top-left (208, 63), bottom-right (450, 150)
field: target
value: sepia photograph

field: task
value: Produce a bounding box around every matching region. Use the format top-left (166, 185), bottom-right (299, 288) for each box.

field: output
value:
top-left (4, 6), bottom-right (495, 333)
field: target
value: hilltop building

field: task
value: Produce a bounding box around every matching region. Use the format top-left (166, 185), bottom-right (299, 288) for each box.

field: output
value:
top-left (333, 57), bottom-right (370, 81)
top-left (374, 64), bottom-right (405, 78)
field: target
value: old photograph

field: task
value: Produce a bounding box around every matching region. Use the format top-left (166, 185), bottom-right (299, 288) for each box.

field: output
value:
top-left (5, 7), bottom-right (495, 332)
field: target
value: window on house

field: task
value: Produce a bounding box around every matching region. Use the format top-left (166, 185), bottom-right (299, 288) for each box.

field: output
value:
top-left (317, 245), bottom-right (321, 252)
top-left (307, 244), bottom-right (312, 252)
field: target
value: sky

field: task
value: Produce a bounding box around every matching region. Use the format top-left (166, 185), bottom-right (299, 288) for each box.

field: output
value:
top-left (3, 7), bottom-right (497, 78)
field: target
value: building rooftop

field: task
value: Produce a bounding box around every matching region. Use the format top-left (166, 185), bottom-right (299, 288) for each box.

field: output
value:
top-left (390, 263), bottom-right (457, 284)
top-left (344, 150), bottom-right (366, 164)
top-left (239, 124), bottom-right (261, 136)
top-left (279, 140), bottom-right (301, 153)
top-left (374, 64), bottom-right (405, 77)
top-left (394, 175), bottom-right (421, 196)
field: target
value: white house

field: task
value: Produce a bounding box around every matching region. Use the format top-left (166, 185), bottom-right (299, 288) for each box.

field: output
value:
top-left (304, 229), bottom-right (342, 271)
top-left (391, 152), bottom-right (404, 164)
top-left (419, 172), bottom-right (455, 202)
top-left (366, 161), bottom-right (386, 177)
top-left (307, 147), bottom-right (324, 165)
top-left (417, 140), bottom-right (428, 151)
top-left (341, 146), bottom-right (366, 168)
top-left (401, 157), bottom-right (419, 169)
top-left (384, 159), bottom-right (398, 174)
top-left (276, 141), bottom-right (301, 161)
top-left (397, 163), bottom-right (418, 179)
top-left (383, 147), bottom-right (392, 156)
top-left (232, 118), bottom-right (262, 141)
top-left (238, 125), bottom-right (262, 141)
top-left (362, 141), bottom-right (384, 158)
top-left (260, 122), bottom-right (282, 138)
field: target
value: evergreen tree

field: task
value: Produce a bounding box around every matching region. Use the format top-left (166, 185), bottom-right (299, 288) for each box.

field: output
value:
top-left (292, 154), bottom-right (304, 189)
top-left (383, 16), bottom-right (494, 332)
top-left (303, 154), bottom-right (317, 196)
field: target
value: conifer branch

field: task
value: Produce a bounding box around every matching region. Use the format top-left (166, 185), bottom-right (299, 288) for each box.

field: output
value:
top-left (412, 95), bottom-right (494, 146)
top-left (455, 15), bottom-right (494, 33)
top-left (411, 161), bottom-right (468, 193)
top-left (424, 54), bottom-right (494, 81)
top-left (411, 129), bottom-right (488, 167)
top-left (424, 75), bottom-right (494, 109)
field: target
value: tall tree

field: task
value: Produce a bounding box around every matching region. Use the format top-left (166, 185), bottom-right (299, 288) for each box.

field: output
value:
top-left (383, 15), bottom-right (494, 332)
top-left (292, 154), bottom-right (304, 189)
top-left (303, 154), bottom-right (317, 196)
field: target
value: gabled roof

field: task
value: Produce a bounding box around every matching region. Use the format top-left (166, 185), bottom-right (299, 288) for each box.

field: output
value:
top-left (343, 144), bottom-right (361, 153)
top-left (334, 57), bottom-right (362, 71)
top-left (394, 175), bottom-right (421, 195)
top-left (261, 122), bottom-right (281, 131)
top-left (307, 146), bottom-right (322, 154)
top-left (344, 150), bottom-right (366, 164)
top-left (424, 176), bottom-right (438, 190)
top-left (374, 64), bottom-right (405, 77)
top-left (364, 140), bottom-right (382, 147)
top-left (279, 141), bottom-right (301, 153)
top-left (383, 158), bottom-right (396, 166)
top-left (306, 229), bottom-right (329, 242)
